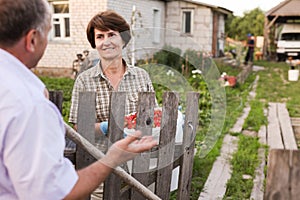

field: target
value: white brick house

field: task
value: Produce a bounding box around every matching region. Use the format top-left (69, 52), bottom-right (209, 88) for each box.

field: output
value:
top-left (38, 0), bottom-right (231, 71)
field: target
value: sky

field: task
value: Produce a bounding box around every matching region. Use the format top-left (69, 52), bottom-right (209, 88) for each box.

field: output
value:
top-left (198, 0), bottom-right (286, 16)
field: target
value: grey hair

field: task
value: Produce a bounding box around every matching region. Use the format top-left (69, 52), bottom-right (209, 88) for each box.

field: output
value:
top-left (0, 0), bottom-right (51, 46)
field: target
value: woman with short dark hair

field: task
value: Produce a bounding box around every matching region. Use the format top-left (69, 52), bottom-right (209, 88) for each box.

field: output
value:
top-left (69, 10), bottom-right (155, 135)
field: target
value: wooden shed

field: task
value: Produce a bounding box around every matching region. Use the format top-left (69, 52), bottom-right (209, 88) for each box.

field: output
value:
top-left (263, 0), bottom-right (300, 60)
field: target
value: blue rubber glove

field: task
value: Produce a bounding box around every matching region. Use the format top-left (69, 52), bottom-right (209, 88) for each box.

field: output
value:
top-left (100, 121), bottom-right (127, 138)
top-left (100, 121), bottom-right (108, 136)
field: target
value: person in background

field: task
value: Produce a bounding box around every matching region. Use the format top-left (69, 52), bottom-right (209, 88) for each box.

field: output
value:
top-left (244, 33), bottom-right (255, 65)
top-left (78, 49), bottom-right (93, 74)
top-left (69, 10), bottom-right (155, 134)
top-left (0, 0), bottom-right (157, 199)
top-left (72, 53), bottom-right (84, 78)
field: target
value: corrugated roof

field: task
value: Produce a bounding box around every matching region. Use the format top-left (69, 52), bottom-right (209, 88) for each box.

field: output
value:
top-left (266, 0), bottom-right (300, 17)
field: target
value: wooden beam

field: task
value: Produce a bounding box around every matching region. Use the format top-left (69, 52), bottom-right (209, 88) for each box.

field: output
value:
top-left (263, 15), bottom-right (279, 60)
top-left (267, 15), bottom-right (279, 29)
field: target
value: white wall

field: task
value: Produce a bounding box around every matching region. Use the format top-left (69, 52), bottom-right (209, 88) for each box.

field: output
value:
top-left (165, 1), bottom-right (213, 55)
top-left (108, 0), bottom-right (166, 64)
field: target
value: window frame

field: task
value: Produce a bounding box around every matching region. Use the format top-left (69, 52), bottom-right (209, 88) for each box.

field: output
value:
top-left (181, 9), bottom-right (194, 35)
top-left (48, 0), bottom-right (71, 41)
top-left (152, 8), bottom-right (161, 44)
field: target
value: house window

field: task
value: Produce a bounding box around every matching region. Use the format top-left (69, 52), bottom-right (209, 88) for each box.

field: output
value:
top-left (153, 9), bottom-right (161, 43)
top-left (48, 1), bottom-right (70, 40)
top-left (182, 9), bottom-right (193, 34)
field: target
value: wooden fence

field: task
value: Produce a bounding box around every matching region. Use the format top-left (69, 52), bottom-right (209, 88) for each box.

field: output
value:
top-left (264, 103), bottom-right (299, 199)
top-left (49, 91), bottom-right (199, 200)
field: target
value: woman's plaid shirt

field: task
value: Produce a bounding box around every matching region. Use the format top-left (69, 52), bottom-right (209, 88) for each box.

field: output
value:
top-left (68, 61), bottom-right (155, 124)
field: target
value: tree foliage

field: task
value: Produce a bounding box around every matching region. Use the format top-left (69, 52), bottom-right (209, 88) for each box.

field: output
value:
top-left (226, 7), bottom-right (265, 40)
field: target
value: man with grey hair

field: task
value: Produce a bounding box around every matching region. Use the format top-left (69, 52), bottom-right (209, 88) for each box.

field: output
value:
top-left (0, 0), bottom-right (157, 199)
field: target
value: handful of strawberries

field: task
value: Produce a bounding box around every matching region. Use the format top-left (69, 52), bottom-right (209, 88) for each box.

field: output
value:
top-left (124, 109), bottom-right (162, 129)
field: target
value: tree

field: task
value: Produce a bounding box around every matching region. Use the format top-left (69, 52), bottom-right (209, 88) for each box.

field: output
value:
top-left (226, 7), bottom-right (265, 40)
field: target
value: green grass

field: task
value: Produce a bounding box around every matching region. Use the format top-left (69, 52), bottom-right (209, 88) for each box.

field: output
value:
top-left (187, 61), bottom-right (257, 200)
top-left (223, 59), bottom-right (299, 199)
top-left (243, 100), bottom-right (267, 132)
top-left (39, 76), bottom-right (74, 123)
top-left (254, 60), bottom-right (300, 117)
top-left (224, 135), bottom-right (261, 199)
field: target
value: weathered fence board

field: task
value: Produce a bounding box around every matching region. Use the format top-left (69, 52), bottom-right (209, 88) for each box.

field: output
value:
top-left (50, 90), bottom-right (199, 200)
top-left (264, 149), bottom-right (300, 200)
top-left (131, 92), bottom-right (157, 200)
top-left (49, 90), bottom-right (75, 163)
top-left (177, 92), bottom-right (200, 200)
top-left (76, 92), bottom-right (97, 171)
top-left (104, 92), bottom-right (127, 200)
top-left (49, 90), bottom-right (63, 112)
top-left (155, 92), bottom-right (179, 200)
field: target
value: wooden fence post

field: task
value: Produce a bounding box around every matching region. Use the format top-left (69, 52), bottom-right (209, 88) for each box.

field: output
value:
top-left (103, 92), bottom-right (127, 200)
top-left (131, 92), bottom-right (157, 200)
top-left (49, 90), bottom-right (75, 164)
top-left (265, 149), bottom-right (300, 199)
top-left (76, 92), bottom-right (96, 169)
top-left (49, 90), bottom-right (63, 113)
top-left (155, 92), bottom-right (179, 199)
top-left (177, 92), bottom-right (199, 200)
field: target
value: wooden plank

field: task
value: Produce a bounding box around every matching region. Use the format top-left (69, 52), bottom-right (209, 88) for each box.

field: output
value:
top-left (49, 90), bottom-right (63, 113)
top-left (177, 92), bottom-right (199, 200)
top-left (250, 125), bottom-right (267, 200)
top-left (264, 149), bottom-right (290, 199)
top-left (250, 148), bottom-right (266, 200)
top-left (199, 134), bottom-right (238, 200)
top-left (230, 106), bottom-right (251, 133)
top-left (131, 92), bottom-right (156, 200)
top-left (277, 103), bottom-right (298, 150)
top-left (267, 103), bottom-right (284, 149)
top-left (155, 92), bottom-right (179, 200)
top-left (49, 90), bottom-right (76, 164)
top-left (290, 150), bottom-right (300, 198)
top-left (76, 92), bottom-right (96, 170)
top-left (76, 92), bottom-right (96, 200)
top-left (104, 92), bottom-right (127, 200)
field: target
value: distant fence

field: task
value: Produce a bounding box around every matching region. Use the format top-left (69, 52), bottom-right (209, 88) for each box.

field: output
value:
top-left (49, 91), bottom-right (199, 200)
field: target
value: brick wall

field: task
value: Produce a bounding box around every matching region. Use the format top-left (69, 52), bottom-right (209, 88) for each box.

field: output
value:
top-left (38, 0), bottom-right (106, 69)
